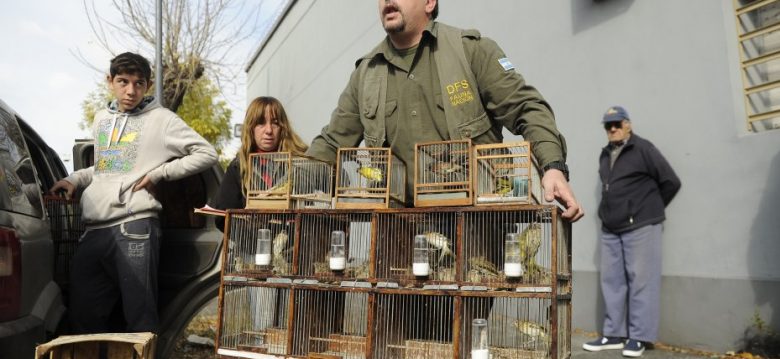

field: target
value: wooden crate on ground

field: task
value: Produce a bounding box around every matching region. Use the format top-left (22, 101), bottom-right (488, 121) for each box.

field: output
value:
top-left (335, 147), bottom-right (406, 209)
top-left (35, 332), bottom-right (156, 359)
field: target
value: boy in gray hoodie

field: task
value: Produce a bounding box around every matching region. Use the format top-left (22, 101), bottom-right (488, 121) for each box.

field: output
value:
top-left (50, 52), bottom-right (218, 333)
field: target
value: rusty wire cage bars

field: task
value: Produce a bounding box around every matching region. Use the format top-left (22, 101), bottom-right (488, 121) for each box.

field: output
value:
top-left (224, 210), bottom-right (298, 278)
top-left (335, 148), bottom-right (406, 209)
top-left (217, 282), bottom-right (292, 357)
top-left (374, 209), bottom-right (459, 287)
top-left (291, 286), bottom-right (371, 358)
top-left (460, 206), bottom-right (568, 290)
top-left (297, 210), bottom-right (373, 284)
top-left (371, 290), bottom-right (456, 359)
top-left (473, 142), bottom-right (543, 206)
top-left (44, 196), bottom-right (85, 291)
top-left (414, 140), bottom-right (473, 207)
top-left (459, 293), bottom-right (571, 359)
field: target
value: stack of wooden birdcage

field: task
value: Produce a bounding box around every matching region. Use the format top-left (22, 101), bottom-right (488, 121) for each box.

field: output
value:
top-left (215, 141), bottom-right (571, 359)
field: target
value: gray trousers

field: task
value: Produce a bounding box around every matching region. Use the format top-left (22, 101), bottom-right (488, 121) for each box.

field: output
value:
top-left (70, 218), bottom-right (161, 333)
top-left (599, 224), bottom-right (662, 342)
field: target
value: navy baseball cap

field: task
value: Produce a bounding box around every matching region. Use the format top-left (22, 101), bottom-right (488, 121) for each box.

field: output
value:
top-left (602, 106), bottom-right (630, 123)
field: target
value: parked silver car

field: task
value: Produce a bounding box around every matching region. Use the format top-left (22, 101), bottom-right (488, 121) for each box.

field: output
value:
top-left (0, 98), bottom-right (225, 358)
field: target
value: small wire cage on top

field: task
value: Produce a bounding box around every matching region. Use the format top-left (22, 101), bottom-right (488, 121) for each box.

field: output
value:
top-left (335, 147), bottom-right (406, 209)
top-left (473, 142), bottom-right (543, 206)
top-left (414, 140), bottom-right (473, 207)
top-left (246, 152), bottom-right (334, 210)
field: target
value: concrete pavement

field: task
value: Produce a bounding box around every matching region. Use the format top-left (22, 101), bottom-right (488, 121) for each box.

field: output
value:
top-left (571, 333), bottom-right (718, 358)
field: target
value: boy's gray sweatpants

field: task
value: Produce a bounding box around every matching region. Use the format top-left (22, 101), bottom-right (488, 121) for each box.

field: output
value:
top-left (69, 218), bottom-right (160, 333)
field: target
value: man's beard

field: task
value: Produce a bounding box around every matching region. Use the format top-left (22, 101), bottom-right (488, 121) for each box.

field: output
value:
top-left (382, 15), bottom-right (406, 33)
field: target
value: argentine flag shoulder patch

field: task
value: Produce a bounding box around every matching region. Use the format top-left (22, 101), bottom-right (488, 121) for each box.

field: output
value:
top-left (498, 57), bottom-right (514, 71)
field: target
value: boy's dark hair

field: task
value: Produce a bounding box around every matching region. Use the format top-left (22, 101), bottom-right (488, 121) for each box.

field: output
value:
top-left (432, 1), bottom-right (439, 19)
top-left (109, 52), bottom-right (152, 81)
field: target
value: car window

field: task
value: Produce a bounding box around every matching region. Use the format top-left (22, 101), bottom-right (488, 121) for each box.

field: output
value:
top-left (0, 108), bottom-right (43, 218)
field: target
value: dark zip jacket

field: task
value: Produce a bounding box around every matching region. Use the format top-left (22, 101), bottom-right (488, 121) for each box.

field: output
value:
top-left (598, 133), bottom-right (681, 234)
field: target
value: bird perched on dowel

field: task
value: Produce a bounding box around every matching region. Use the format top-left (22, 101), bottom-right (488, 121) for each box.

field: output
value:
top-left (520, 223), bottom-right (542, 276)
top-left (513, 320), bottom-right (550, 351)
top-left (424, 231), bottom-right (453, 265)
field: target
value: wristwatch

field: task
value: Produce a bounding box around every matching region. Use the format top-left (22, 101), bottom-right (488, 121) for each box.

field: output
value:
top-left (543, 161), bottom-right (570, 181)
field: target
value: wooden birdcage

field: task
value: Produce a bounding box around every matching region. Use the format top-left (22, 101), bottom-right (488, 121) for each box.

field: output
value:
top-left (334, 148), bottom-right (406, 209)
top-left (246, 152), bottom-right (334, 210)
top-left (414, 140), bottom-right (473, 207)
top-left (473, 142), bottom-right (543, 206)
top-left (374, 209), bottom-right (458, 287)
top-left (460, 206), bottom-right (569, 290)
top-left (459, 294), bottom-right (570, 359)
top-left (290, 156), bottom-right (334, 209)
top-left (371, 290), bottom-right (455, 359)
top-left (297, 211), bottom-right (373, 284)
top-left (291, 287), bottom-right (370, 358)
top-left (224, 210), bottom-right (297, 278)
top-left (216, 283), bottom-right (292, 357)
top-left (246, 152), bottom-right (292, 209)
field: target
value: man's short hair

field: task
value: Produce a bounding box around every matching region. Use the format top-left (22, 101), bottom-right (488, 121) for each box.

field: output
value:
top-left (110, 52), bottom-right (152, 81)
top-left (432, 1), bottom-right (439, 19)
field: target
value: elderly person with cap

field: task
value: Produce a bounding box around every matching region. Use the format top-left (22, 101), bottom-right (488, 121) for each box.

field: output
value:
top-left (582, 106), bottom-right (681, 357)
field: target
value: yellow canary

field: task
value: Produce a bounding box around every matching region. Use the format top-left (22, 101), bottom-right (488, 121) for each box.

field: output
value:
top-left (357, 166), bottom-right (383, 182)
top-left (495, 177), bottom-right (513, 195)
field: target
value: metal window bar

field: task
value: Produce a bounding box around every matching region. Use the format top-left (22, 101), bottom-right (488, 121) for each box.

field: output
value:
top-left (733, 0), bottom-right (780, 131)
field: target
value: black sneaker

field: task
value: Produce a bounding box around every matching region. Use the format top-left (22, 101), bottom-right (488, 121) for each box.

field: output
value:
top-left (582, 336), bottom-right (625, 351)
top-left (622, 339), bottom-right (645, 357)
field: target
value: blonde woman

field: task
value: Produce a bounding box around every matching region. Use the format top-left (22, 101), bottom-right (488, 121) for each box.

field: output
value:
top-left (212, 96), bottom-right (307, 231)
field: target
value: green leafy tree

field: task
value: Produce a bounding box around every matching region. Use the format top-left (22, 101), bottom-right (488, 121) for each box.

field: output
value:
top-left (80, 76), bottom-right (232, 156)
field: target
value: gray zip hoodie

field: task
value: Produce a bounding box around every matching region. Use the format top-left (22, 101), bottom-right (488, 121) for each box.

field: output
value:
top-left (65, 97), bottom-right (218, 228)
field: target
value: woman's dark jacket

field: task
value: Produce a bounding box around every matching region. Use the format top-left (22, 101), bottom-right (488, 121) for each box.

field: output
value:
top-left (598, 133), bottom-right (681, 234)
top-left (212, 157), bottom-right (244, 232)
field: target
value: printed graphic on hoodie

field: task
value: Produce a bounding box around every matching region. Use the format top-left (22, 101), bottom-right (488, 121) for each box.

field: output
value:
top-left (95, 114), bottom-right (143, 174)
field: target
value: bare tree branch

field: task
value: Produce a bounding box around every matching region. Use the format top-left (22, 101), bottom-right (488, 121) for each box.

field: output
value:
top-left (79, 0), bottom-right (265, 112)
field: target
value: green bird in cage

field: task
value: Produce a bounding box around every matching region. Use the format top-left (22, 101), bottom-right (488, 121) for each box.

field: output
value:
top-left (520, 223), bottom-right (542, 275)
top-left (513, 320), bottom-right (550, 350)
top-left (357, 165), bottom-right (383, 182)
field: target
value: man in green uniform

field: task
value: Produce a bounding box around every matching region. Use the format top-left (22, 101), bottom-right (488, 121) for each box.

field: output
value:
top-left (306, 0), bottom-right (583, 222)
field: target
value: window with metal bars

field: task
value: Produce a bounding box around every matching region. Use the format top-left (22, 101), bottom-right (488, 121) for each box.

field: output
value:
top-left (734, 0), bottom-right (780, 132)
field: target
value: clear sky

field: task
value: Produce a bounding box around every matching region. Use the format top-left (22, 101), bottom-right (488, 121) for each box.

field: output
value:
top-left (0, 0), bottom-right (286, 172)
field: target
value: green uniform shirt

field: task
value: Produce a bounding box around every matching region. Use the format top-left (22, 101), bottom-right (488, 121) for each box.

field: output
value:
top-left (307, 21), bottom-right (567, 203)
